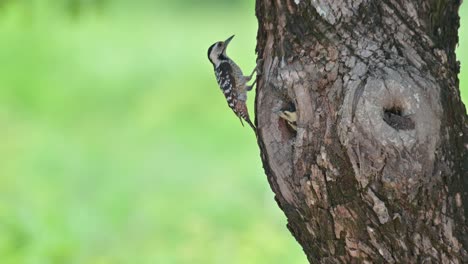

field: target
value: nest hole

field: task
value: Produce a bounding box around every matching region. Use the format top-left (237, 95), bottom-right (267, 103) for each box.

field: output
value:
top-left (383, 105), bottom-right (415, 131)
top-left (278, 102), bottom-right (297, 136)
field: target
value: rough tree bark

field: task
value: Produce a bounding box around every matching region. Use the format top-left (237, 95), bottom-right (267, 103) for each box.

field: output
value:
top-left (254, 0), bottom-right (467, 263)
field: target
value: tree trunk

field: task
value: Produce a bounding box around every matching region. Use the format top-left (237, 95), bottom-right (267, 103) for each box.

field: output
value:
top-left (254, 0), bottom-right (467, 263)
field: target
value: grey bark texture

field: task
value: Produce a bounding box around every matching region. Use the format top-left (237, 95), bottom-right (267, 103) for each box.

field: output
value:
top-left (254, 0), bottom-right (468, 263)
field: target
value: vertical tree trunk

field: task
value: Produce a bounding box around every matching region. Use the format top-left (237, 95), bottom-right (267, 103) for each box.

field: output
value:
top-left (254, 0), bottom-right (467, 262)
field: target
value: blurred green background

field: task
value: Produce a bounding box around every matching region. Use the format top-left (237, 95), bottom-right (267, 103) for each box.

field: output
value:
top-left (0, 1), bottom-right (466, 263)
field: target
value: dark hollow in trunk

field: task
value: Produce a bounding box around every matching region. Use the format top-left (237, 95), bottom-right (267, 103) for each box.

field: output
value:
top-left (254, 0), bottom-right (467, 262)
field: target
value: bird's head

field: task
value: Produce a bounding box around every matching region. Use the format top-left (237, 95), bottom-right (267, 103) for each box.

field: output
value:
top-left (208, 35), bottom-right (234, 67)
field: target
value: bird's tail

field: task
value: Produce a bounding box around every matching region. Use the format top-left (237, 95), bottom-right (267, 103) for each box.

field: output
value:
top-left (245, 117), bottom-right (256, 134)
top-left (236, 104), bottom-right (256, 135)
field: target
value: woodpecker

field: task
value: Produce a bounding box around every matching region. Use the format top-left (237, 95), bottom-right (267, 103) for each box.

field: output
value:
top-left (278, 110), bottom-right (297, 131)
top-left (208, 35), bottom-right (257, 132)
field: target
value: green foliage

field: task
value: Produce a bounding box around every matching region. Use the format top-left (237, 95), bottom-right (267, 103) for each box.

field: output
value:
top-left (0, 2), bottom-right (306, 264)
top-left (0, 2), bottom-right (466, 264)
top-left (459, 4), bottom-right (468, 104)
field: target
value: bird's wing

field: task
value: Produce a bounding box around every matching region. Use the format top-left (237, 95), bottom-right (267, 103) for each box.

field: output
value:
top-left (216, 62), bottom-right (239, 109)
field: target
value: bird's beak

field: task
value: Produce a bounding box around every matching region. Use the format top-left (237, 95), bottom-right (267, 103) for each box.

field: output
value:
top-left (223, 35), bottom-right (235, 51)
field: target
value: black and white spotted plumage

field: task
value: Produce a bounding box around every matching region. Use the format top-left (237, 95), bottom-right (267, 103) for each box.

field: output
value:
top-left (208, 35), bottom-right (256, 132)
top-left (216, 61), bottom-right (237, 109)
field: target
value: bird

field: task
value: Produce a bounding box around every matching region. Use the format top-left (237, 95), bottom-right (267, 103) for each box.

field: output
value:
top-left (207, 35), bottom-right (257, 133)
top-left (278, 110), bottom-right (297, 131)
